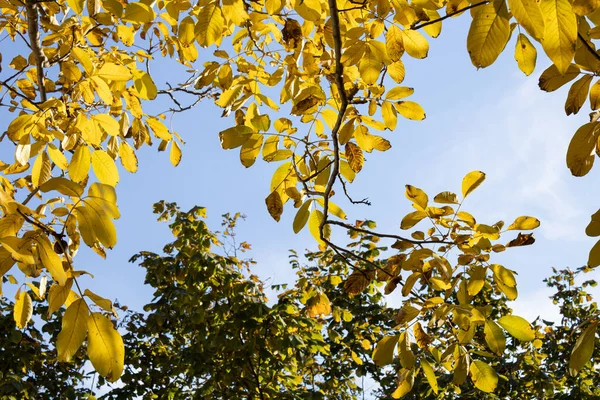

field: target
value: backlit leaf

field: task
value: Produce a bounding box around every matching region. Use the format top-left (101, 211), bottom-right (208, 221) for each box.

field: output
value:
top-left (515, 33), bottom-right (537, 75)
top-left (497, 315), bottom-right (536, 341)
top-left (507, 216), bottom-right (541, 230)
top-left (92, 150), bottom-right (119, 186)
top-left (14, 290), bottom-right (32, 328)
top-left (569, 322), bottom-right (597, 376)
top-left (540, 0), bottom-right (577, 74)
top-left (372, 334), bottom-right (399, 366)
top-left (87, 312), bottom-right (124, 382)
top-left (462, 170), bottom-right (486, 197)
top-left (467, 0), bottom-right (511, 68)
top-left (469, 360), bottom-right (498, 393)
top-left (57, 299), bottom-right (88, 362)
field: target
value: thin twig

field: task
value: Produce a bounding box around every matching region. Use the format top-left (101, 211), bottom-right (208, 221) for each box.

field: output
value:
top-left (326, 219), bottom-right (453, 245)
top-left (578, 32), bottom-right (600, 63)
top-left (25, 0), bottom-right (48, 102)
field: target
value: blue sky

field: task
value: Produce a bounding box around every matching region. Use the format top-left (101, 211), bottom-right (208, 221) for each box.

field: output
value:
top-left (2, 15), bottom-right (599, 324)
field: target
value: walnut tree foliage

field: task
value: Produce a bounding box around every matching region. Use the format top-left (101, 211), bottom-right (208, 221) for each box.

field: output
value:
top-left (1, 204), bottom-right (599, 398)
top-left (2, 0), bottom-right (600, 392)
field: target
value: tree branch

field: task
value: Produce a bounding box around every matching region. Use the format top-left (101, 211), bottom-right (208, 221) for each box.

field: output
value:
top-left (25, 0), bottom-right (48, 102)
top-left (322, 0), bottom-right (349, 242)
top-left (326, 219), bottom-right (453, 245)
top-left (578, 32), bottom-right (600, 63)
top-left (412, 1), bottom-right (489, 31)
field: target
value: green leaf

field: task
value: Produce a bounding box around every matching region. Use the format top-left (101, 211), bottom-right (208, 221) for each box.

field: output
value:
top-left (293, 201), bottom-right (312, 234)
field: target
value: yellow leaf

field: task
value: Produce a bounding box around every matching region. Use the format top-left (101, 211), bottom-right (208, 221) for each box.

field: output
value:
top-left (57, 299), bottom-right (89, 362)
top-left (31, 151), bottom-right (52, 187)
top-left (388, 61), bottom-right (406, 83)
top-left (306, 292), bottom-right (331, 317)
top-left (309, 209), bottom-right (328, 249)
top-left (219, 125), bottom-right (253, 149)
top-left (423, 9), bottom-right (442, 38)
top-left (588, 239), bottom-right (600, 267)
top-left (97, 63), bottom-right (132, 82)
top-left (48, 144), bottom-right (69, 170)
top-left (123, 2), bottom-right (155, 23)
top-left (132, 70), bottom-right (157, 100)
top-left (392, 369), bottom-right (414, 398)
top-left (381, 101), bottom-right (398, 130)
top-left (540, 0), bottom-right (577, 74)
top-left (538, 64), bottom-right (580, 92)
top-left (117, 25), bottom-right (134, 46)
top-left (36, 236), bottom-right (67, 286)
top-left (119, 141), bottom-right (138, 173)
top-left (87, 312), bottom-right (124, 382)
top-left (385, 86), bottom-right (414, 100)
top-left (372, 335), bottom-right (399, 366)
top-left (178, 16), bottom-right (196, 45)
top-left (497, 315), bottom-right (536, 341)
top-left (240, 134), bottom-right (263, 167)
top-left (565, 75), bottom-right (593, 115)
top-left (91, 76), bottom-right (113, 104)
top-left (566, 122), bottom-right (599, 177)
top-left (195, 3), bottom-right (225, 47)
top-left (146, 117), bottom-right (172, 141)
top-left (359, 48), bottom-right (382, 85)
top-left (470, 360), bottom-right (498, 392)
top-left (344, 270), bottom-right (372, 295)
top-left (467, 0), bottom-right (511, 68)
top-left (40, 177), bottom-right (84, 197)
top-left (92, 150), bottom-right (119, 186)
top-left (265, 191), bottom-right (283, 222)
top-left (345, 142), bottom-right (364, 173)
top-left (76, 205), bottom-right (117, 249)
top-left (47, 280), bottom-right (73, 316)
top-left (386, 25), bottom-right (404, 61)
top-left (507, 216), bottom-right (540, 230)
top-left (515, 33), bottom-right (537, 76)
top-left (421, 360), bottom-right (438, 394)
top-left (462, 170), bottom-right (486, 197)
top-left (484, 320), bottom-right (506, 354)
top-left (573, 0), bottom-right (600, 14)
top-left (92, 114), bottom-right (119, 136)
top-left (69, 146), bottom-right (91, 183)
top-left (84, 289), bottom-right (114, 314)
top-left (402, 29), bottom-right (429, 59)
top-left (508, 0), bottom-right (545, 40)
top-left (468, 265), bottom-right (487, 295)
top-left (293, 200), bottom-right (312, 233)
top-left (68, 0), bottom-right (84, 14)
top-left (405, 185), bottom-right (428, 210)
top-left (433, 191), bottom-right (459, 204)
top-left (399, 331), bottom-right (416, 368)
top-left (170, 140), bottom-right (182, 167)
top-left (586, 209), bottom-right (600, 236)
top-left (590, 80), bottom-right (600, 110)
top-left (14, 291), bottom-right (33, 329)
top-left (395, 101), bottom-right (426, 120)
top-left (569, 322), bottom-right (598, 376)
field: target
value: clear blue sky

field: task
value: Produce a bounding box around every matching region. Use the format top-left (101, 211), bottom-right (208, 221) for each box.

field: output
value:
top-left (2, 16), bottom-right (598, 323)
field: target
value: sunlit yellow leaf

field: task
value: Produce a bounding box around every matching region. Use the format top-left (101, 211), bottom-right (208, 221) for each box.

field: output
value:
top-left (484, 320), bottom-right (506, 355)
top-left (87, 312), bottom-right (124, 382)
top-left (405, 185), bottom-right (428, 210)
top-left (540, 0), bottom-right (577, 74)
top-left (69, 146), bottom-right (91, 183)
top-left (97, 63), bottom-right (132, 82)
top-left (507, 216), bottom-right (540, 230)
top-left (57, 299), bottom-right (88, 362)
top-left (402, 29), bottom-right (429, 59)
top-left (421, 359), bottom-right (438, 394)
top-left (14, 290), bottom-right (33, 328)
top-left (293, 200), bottom-right (311, 233)
top-left (345, 142), bottom-right (364, 173)
top-left (497, 315), bottom-right (536, 341)
top-left (123, 2), bottom-right (155, 23)
top-left (265, 191), bottom-right (283, 222)
top-left (470, 360), bottom-right (498, 392)
top-left (306, 292), bottom-right (331, 317)
top-left (508, 0), bottom-right (545, 40)
top-left (462, 170), bottom-right (486, 197)
top-left (395, 101), bottom-right (425, 120)
top-left (92, 150), bottom-right (119, 186)
top-left (196, 3), bottom-right (225, 47)
top-left (467, 0), bottom-right (511, 68)
top-left (36, 236), bottom-right (67, 286)
top-left (47, 280), bottom-right (73, 317)
top-left (68, 0), bottom-right (84, 14)
top-left (515, 33), bottom-right (537, 76)
top-left (386, 25), bottom-right (404, 61)
top-left (132, 70), bottom-right (157, 100)
top-left (119, 141), bottom-right (138, 173)
top-left (170, 140), bottom-right (182, 167)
